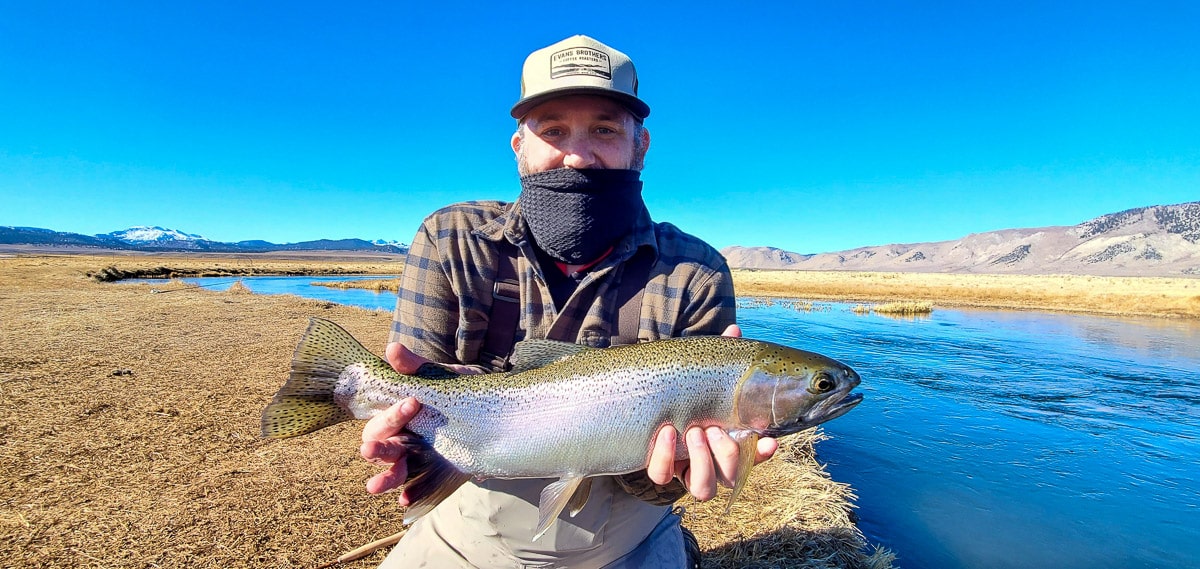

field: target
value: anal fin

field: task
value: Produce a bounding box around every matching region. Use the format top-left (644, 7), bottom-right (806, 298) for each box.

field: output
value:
top-left (566, 477), bottom-right (593, 517)
top-left (398, 435), bottom-right (471, 523)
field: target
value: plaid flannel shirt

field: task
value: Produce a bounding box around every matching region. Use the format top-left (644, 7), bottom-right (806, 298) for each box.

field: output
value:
top-left (390, 199), bottom-right (736, 369)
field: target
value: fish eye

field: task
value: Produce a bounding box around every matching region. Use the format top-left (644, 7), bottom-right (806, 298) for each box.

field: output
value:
top-left (809, 373), bottom-right (836, 394)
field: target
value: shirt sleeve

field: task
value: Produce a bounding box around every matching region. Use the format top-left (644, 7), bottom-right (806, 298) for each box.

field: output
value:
top-left (390, 217), bottom-right (462, 366)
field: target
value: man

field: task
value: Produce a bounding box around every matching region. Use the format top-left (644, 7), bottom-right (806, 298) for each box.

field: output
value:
top-left (361, 35), bottom-right (778, 568)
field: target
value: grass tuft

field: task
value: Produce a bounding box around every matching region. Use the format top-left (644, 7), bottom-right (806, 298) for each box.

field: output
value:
top-left (312, 278), bottom-right (400, 292)
top-left (226, 279), bottom-right (253, 294)
top-left (872, 301), bottom-right (933, 315)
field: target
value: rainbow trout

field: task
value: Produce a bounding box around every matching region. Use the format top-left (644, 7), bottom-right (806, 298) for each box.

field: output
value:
top-left (262, 318), bottom-right (862, 538)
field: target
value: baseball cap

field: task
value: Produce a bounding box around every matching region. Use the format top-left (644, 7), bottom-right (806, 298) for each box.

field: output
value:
top-left (510, 35), bottom-right (650, 121)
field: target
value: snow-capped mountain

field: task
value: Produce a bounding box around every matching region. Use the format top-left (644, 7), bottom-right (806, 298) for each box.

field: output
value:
top-left (371, 238), bottom-right (409, 248)
top-left (105, 226), bottom-right (207, 244)
top-left (0, 225), bottom-right (408, 254)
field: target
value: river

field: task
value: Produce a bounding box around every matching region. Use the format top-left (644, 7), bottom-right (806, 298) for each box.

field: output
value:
top-left (130, 275), bottom-right (1200, 568)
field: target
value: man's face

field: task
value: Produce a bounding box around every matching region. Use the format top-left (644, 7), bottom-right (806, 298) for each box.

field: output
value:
top-left (512, 95), bottom-right (649, 175)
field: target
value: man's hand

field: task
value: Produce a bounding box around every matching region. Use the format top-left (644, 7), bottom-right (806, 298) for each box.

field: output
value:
top-left (643, 324), bottom-right (780, 501)
top-left (359, 343), bottom-right (479, 502)
top-left (360, 397), bottom-right (422, 502)
top-left (385, 342), bottom-right (479, 375)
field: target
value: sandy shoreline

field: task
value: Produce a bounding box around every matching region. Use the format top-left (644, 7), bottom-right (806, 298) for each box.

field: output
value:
top-left (0, 253), bottom-right (893, 568)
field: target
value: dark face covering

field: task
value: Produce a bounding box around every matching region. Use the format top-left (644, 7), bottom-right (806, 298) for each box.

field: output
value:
top-left (518, 168), bottom-right (645, 264)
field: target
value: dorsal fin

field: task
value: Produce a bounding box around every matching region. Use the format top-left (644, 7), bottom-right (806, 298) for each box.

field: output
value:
top-left (509, 339), bottom-right (595, 373)
top-left (411, 361), bottom-right (461, 380)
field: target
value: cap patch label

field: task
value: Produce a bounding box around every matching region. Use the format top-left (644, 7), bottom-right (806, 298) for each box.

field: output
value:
top-left (550, 48), bottom-right (611, 80)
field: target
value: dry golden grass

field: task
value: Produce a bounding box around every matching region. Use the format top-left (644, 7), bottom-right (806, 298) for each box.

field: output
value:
top-left (686, 432), bottom-right (895, 569)
top-left (734, 269), bottom-right (1200, 319)
top-left (1, 255), bottom-right (400, 568)
top-left (0, 254), bottom-right (888, 568)
top-left (313, 278), bottom-right (401, 292)
top-left (226, 279), bottom-right (254, 294)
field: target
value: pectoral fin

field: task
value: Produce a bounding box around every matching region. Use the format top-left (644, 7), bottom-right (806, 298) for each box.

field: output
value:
top-left (534, 476), bottom-right (590, 540)
top-left (724, 431), bottom-right (760, 514)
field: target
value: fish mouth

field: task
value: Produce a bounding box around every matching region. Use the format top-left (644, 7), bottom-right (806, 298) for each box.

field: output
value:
top-left (765, 390), bottom-right (864, 437)
top-left (804, 389), bottom-right (863, 426)
top-left (822, 391), bottom-right (863, 422)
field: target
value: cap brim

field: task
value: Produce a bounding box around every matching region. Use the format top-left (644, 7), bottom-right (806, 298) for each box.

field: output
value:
top-left (510, 87), bottom-right (650, 120)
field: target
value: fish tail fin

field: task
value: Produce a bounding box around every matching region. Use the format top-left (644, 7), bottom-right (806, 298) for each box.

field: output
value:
top-left (399, 436), bottom-right (472, 522)
top-left (724, 431), bottom-right (760, 514)
top-left (261, 318), bottom-right (383, 438)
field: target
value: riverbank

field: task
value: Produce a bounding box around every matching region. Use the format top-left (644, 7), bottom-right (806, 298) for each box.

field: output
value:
top-left (9, 252), bottom-right (1197, 318)
top-left (732, 269), bottom-right (1200, 319)
top-left (0, 254), bottom-right (892, 568)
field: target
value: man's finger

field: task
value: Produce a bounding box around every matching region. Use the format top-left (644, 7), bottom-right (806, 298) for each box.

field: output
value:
top-left (646, 425), bottom-right (678, 485)
top-left (386, 343), bottom-right (482, 375)
top-left (365, 462), bottom-right (409, 495)
top-left (361, 398), bottom-right (421, 444)
top-left (359, 438), bottom-right (404, 465)
top-left (755, 436), bottom-right (779, 465)
top-left (704, 427), bottom-right (740, 488)
top-left (684, 427), bottom-right (717, 502)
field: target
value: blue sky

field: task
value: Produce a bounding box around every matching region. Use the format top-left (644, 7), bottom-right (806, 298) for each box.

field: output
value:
top-left (2, 1), bottom-right (1197, 253)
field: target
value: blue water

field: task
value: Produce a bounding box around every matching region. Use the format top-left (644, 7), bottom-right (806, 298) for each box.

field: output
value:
top-left (128, 277), bottom-right (1200, 568)
top-left (739, 301), bottom-right (1200, 569)
top-left (129, 275), bottom-right (400, 311)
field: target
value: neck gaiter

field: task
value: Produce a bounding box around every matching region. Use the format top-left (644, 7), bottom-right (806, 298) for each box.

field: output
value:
top-left (518, 168), bottom-right (645, 264)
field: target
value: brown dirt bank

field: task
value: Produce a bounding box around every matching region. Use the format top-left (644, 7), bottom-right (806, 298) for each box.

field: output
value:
top-left (733, 269), bottom-right (1200, 319)
top-left (0, 254), bottom-right (891, 569)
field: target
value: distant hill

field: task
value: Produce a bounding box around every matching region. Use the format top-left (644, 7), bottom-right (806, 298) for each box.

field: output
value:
top-left (10, 203), bottom-right (1200, 277)
top-left (0, 225), bottom-right (409, 255)
top-left (721, 201), bottom-right (1200, 277)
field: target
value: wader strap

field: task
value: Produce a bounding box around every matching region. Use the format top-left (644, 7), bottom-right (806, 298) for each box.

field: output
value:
top-left (480, 241), bottom-right (521, 372)
top-left (479, 245), bottom-right (652, 369)
top-left (610, 249), bottom-right (650, 346)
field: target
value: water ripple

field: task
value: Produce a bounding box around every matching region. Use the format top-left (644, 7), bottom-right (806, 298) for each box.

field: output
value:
top-left (738, 299), bottom-right (1200, 569)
